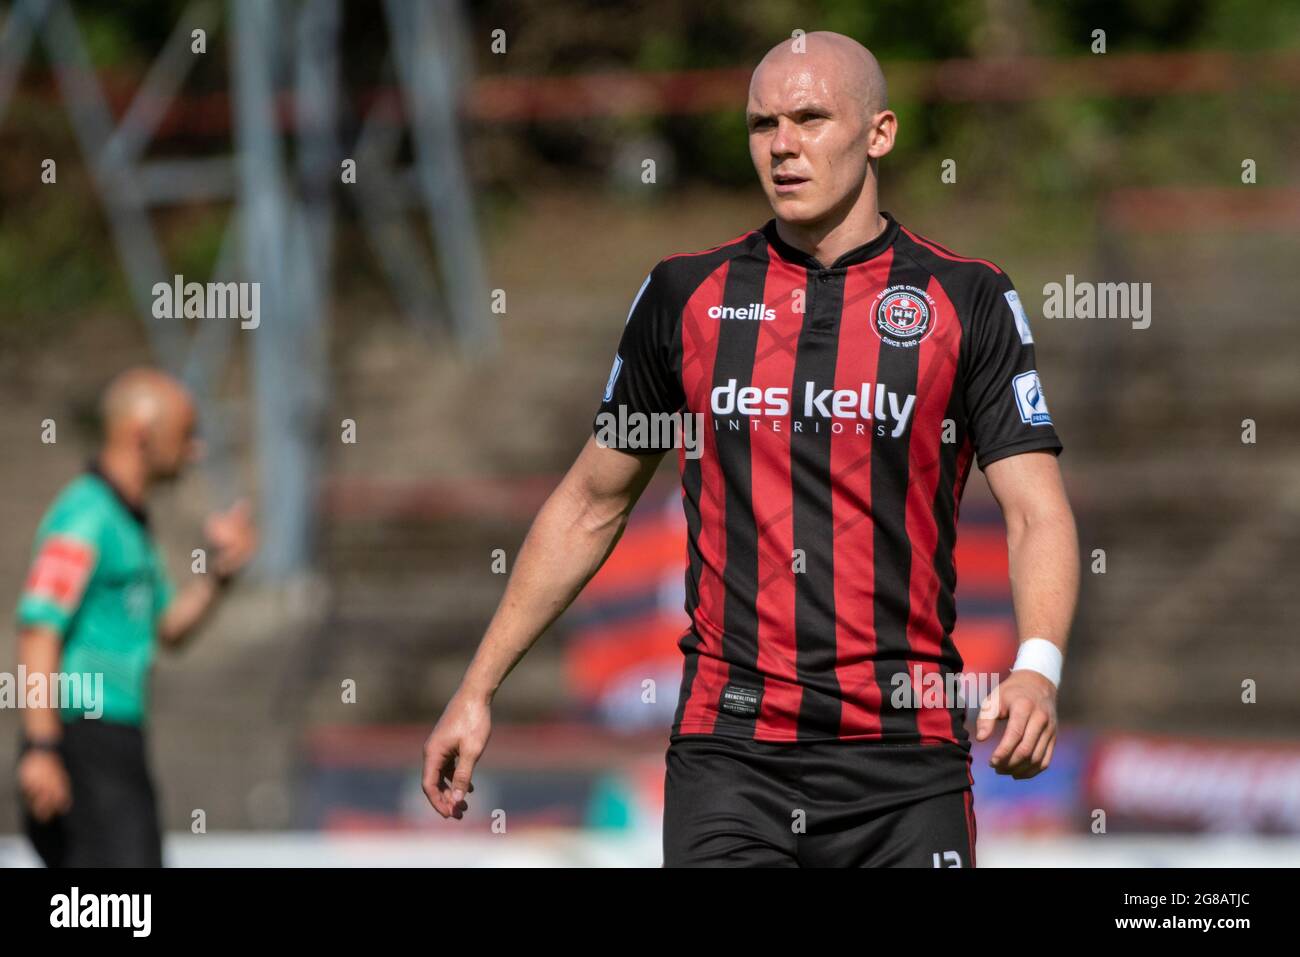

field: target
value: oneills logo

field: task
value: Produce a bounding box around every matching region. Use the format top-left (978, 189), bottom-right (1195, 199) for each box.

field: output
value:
top-left (708, 303), bottom-right (776, 321)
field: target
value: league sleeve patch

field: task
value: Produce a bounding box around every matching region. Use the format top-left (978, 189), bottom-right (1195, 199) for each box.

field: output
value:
top-left (1012, 370), bottom-right (1053, 426)
top-left (1004, 289), bottom-right (1034, 345)
top-left (603, 353), bottom-right (624, 402)
top-left (625, 273), bottom-right (653, 325)
top-left (23, 535), bottom-right (96, 611)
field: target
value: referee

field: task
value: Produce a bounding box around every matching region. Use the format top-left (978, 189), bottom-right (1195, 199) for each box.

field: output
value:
top-left (423, 33), bottom-right (1079, 866)
top-left (15, 368), bottom-right (256, 867)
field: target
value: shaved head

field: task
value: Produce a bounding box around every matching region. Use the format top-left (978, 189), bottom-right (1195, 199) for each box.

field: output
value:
top-left (101, 367), bottom-right (198, 480)
top-left (751, 31), bottom-right (888, 121)
top-left (746, 31), bottom-right (897, 245)
top-left (102, 367), bottom-right (192, 431)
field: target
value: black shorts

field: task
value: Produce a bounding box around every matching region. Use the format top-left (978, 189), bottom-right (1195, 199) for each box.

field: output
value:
top-left (663, 735), bottom-right (976, 867)
top-left (20, 719), bottom-right (163, 868)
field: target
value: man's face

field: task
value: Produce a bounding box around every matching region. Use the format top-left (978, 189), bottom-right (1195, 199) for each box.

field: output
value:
top-left (146, 399), bottom-right (200, 481)
top-left (747, 62), bottom-right (876, 226)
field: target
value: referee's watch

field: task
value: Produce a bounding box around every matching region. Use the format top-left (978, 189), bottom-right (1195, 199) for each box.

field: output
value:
top-left (19, 737), bottom-right (61, 757)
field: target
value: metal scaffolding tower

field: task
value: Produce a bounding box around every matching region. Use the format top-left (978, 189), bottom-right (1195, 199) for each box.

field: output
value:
top-left (0, 0), bottom-right (496, 580)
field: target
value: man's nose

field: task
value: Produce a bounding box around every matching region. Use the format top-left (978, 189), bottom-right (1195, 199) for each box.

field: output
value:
top-left (771, 118), bottom-right (799, 156)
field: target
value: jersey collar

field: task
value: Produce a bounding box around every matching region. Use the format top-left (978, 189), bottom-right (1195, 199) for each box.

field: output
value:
top-left (761, 211), bottom-right (900, 270)
top-left (86, 460), bottom-right (151, 529)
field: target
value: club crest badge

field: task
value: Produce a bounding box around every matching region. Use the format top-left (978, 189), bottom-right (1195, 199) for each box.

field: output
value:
top-left (873, 285), bottom-right (937, 347)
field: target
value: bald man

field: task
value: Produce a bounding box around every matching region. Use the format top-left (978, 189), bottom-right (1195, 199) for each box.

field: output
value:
top-left (15, 367), bottom-right (256, 867)
top-left (423, 33), bottom-right (1078, 866)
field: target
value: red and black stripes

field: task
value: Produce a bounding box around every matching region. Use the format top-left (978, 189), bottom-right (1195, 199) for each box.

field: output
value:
top-left (677, 259), bottom-right (733, 734)
top-left (865, 247), bottom-right (926, 742)
top-left (830, 252), bottom-right (891, 739)
top-left (749, 255), bottom-right (805, 739)
top-left (705, 252), bottom-right (772, 737)
top-left (646, 213), bottom-right (1030, 752)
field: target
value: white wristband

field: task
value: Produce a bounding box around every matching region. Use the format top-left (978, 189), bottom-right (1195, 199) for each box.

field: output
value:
top-left (1011, 637), bottom-right (1063, 688)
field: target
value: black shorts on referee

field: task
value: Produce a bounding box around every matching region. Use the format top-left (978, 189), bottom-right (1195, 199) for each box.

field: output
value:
top-left (663, 734), bottom-right (976, 867)
top-left (19, 718), bottom-right (164, 868)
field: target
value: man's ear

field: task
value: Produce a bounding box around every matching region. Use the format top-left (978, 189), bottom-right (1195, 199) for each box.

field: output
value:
top-left (132, 420), bottom-right (156, 460)
top-left (867, 110), bottom-right (897, 159)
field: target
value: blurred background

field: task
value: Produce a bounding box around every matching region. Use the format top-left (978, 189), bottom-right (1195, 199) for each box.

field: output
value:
top-left (1, 0), bottom-right (1298, 866)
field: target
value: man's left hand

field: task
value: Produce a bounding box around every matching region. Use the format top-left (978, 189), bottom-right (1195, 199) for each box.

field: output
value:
top-left (205, 499), bottom-right (258, 580)
top-left (975, 670), bottom-right (1057, 779)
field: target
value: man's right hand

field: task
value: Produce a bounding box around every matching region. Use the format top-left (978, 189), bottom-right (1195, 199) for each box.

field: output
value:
top-left (18, 750), bottom-right (72, 822)
top-left (422, 691), bottom-right (491, 820)
top-left (418, 439), bottom-right (660, 820)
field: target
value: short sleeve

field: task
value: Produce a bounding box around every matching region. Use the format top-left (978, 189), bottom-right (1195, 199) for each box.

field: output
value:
top-left (591, 264), bottom-right (685, 454)
top-left (964, 272), bottom-right (1064, 470)
top-left (16, 512), bottom-right (103, 638)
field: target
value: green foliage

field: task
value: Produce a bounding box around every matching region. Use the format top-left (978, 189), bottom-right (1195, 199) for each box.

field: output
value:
top-left (0, 173), bottom-right (126, 346)
top-left (1, 0), bottom-right (1296, 335)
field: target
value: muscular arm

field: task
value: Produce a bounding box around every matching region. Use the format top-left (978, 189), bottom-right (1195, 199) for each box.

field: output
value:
top-left (986, 450), bottom-right (1079, 655)
top-left (424, 437), bottom-right (664, 817)
top-left (460, 438), bottom-right (662, 701)
top-left (976, 450), bottom-right (1079, 778)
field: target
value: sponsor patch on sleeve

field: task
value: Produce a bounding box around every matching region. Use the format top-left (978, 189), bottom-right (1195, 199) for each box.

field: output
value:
top-left (1004, 289), bottom-right (1034, 345)
top-left (603, 353), bottom-right (624, 402)
top-left (24, 535), bottom-right (96, 611)
top-left (1012, 370), bottom-right (1053, 426)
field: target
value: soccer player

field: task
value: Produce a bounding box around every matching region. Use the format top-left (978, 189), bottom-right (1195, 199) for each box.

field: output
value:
top-left (423, 32), bottom-right (1079, 866)
top-left (15, 368), bottom-right (256, 867)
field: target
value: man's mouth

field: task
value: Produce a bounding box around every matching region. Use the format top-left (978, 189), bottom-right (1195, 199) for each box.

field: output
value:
top-left (773, 172), bottom-right (808, 194)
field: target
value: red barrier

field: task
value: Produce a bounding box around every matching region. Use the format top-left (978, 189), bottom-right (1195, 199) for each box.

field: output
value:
top-left (14, 50), bottom-right (1299, 139)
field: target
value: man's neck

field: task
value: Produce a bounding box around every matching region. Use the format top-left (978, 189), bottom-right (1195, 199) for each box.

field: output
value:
top-left (774, 196), bottom-right (885, 269)
top-left (95, 447), bottom-right (149, 507)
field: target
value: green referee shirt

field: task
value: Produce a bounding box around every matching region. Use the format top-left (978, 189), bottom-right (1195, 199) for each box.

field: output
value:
top-left (16, 464), bottom-right (175, 725)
